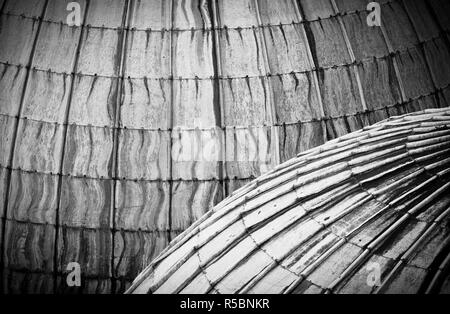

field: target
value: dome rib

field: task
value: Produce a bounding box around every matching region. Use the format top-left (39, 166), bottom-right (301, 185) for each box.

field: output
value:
top-left (128, 108), bottom-right (450, 294)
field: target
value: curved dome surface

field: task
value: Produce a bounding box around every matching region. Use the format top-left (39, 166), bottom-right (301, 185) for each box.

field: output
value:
top-left (128, 108), bottom-right (450, 294)
top-left (0, 0), bottom-right (449, 293)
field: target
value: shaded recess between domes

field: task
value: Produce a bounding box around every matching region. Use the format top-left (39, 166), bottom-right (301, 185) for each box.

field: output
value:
top-left (128, 108), bottom-right (450, 294)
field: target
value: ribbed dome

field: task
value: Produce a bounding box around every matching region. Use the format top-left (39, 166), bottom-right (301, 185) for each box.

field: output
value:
top-left (0, 0), bottom-right (449, 293)
top-left (128, 108), bottom-right (450, 294)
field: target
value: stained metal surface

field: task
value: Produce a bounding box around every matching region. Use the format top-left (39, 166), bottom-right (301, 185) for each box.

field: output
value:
top-left (0, 0), bottom-right (449, 293)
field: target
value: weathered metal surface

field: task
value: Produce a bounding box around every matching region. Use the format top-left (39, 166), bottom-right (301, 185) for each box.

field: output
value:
top-left (128, 108), bottom-right (450, 294)
top-left (0, 0), bottom-right (449, 293)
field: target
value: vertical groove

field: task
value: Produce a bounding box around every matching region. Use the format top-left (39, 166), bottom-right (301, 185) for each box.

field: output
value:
top-left (0, 0), bottom-right (49, 292)
top-left (330, 0), bottom-right (368, 112)
top-left (423, 0), bottom-right (450, 110)
top-left (168, 0), bottom-right (175, 242)
top-left (208, 0), bottom-right (228, 199)
top-left (292, 0), bottom-right (328, 143)
top-left (377, 3), bottom-right (408, 102)
top-left (53, 0), bottom-right (91, 292)
top-left (253, 0), bottom-right (281, 166)
top-left (110, 0), bottom-right (133, 294)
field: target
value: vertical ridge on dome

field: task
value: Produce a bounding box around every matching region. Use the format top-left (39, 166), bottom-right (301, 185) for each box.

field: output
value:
top-left (53, 0), bottom-right (91, 293)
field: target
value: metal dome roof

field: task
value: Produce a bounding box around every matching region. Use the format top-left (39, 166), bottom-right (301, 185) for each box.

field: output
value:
top-left (128, 108), bottom-right (450, 294)
top-left (0, 0), bottom-right (449, 293)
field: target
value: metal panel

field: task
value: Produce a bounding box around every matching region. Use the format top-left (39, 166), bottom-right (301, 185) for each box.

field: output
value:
top-left (226, 178), bottom-right (253, 195)
top-left (428, 0), bottom-right (450, 31)
top-left (308, 18), bottom-right (351, 67)
top-left (120, 77), bottom-right (171, 129)
top-left (173, 0), bottom-right (211, 29)
top-left (270, 72), bottom-right (322, 124)
top-left (114, 230), bottom-right (169, 283)
top-left (221, 76), bottom-right (269, 125)
top-left (116, 128), bottom-right (170, 181)
top-left (33, 23), bottom-right (81, 73)
top-left (279, 122), bottom-right (325, 162)
top-left (57, 227), bottom-right (112, 278)
top-left (3, 269), bottom-right (54, 294)
top-left (218, 28), bottom-right (266, 77)
top-left (0, 115), bottom-right (15, 166)
top-left (62, 125), bottom-right (114, 178)
top-left (403, 0), bottom-right (440, 41)
top-left (115, 180), bottom-right (170, 231)
top-left (3, 220), bottom-right (55, 273)
top-left (319, 67), bottom-right (364, 116)
top-left (217, 0), bottom-right (258, 28)
top-left (85, 0), bottom-right (126, 28)
top-left (257, 0), bottom-right (300, 24)
top-left (341, 12), bottom-right (388, 61)
top-left (7, 170), bottom-right (58, 224)
top-left (172, 79), bottom-right (216, 127)
top-left (357, 58), bottom-right (402, 110)
top-left (263, 24), bottom-right (311, 74)
top-left (382, 1), bottom-right (419, 51)
top-left (0, 15), bottom-right (39, 64)
top-left (0, 65), bottom-right (27, 116)
top-left (224, 125), bottom-right (274, 178)
top-left (59, 176), bottom-right (112, 228)
top-left (13, 119), bottom-right (64, 173)
top-left (172, 30), bottom-right (214, 78)
top-left (2, 0), bottom-right (47, 16)
top-left (22, 71), bottom-right (72, 123)
top-left (424, 37), bottom-right (450, 89)
top-left (172, 127), bottom-right (222, 180)
top-left (124, 30), bottom-right (171, 78)
top-left (77, 28), bottom-right (120, 77)
top-left (129, 0), bottom-right (171, 30)
top-left (0, 167), bottom-right (7, 218)
top-left (397, 48), bottom-right (435, 99)
top-left (334, 0), bottom-right (375, 12)
top-left (171, 180), bottom-right (223, 231)
top-left (299, 0), bottom-right (334, 21)
top-left (69, 76), bottom-right (117, 127)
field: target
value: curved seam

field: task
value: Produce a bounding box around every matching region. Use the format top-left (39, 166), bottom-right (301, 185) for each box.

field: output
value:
top-left (1, 83), bottom-right (448, 132)
top-left (0, 1), bottom-right (398, 33)
top-left (0, 31), bottom-right (446, 81)
top-left (111, 0), bottom-right (133, 292)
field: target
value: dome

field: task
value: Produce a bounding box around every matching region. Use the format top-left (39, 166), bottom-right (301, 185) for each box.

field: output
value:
top-left (128, 108), bottom-right (450, 294)
top-left (0, 0), bottom-right (449, 293)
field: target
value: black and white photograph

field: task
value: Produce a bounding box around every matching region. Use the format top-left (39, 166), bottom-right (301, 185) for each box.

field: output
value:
top-left (0, 0), bottom-right (449, 305)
